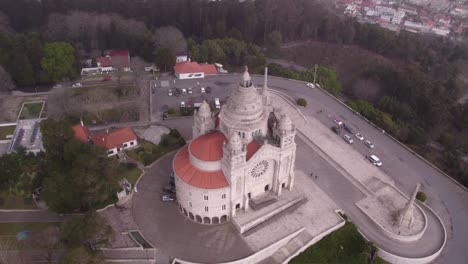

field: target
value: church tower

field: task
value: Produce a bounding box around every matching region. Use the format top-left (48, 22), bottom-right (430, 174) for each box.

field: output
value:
top-left (274, 114), bottom-right (296, 149)
top-left (192, 101), bottom-right (215, 139)
top-left (262, 67), bottom-right (270, 106)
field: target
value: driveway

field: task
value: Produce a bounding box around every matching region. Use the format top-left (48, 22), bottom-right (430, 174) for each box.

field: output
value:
top-left (132, 153), bottom-right (253, 263)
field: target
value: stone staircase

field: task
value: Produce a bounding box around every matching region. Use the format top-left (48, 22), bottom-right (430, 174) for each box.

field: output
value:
top-left (258, 230), bottom-right (314, 264)
top-left (249, 191), bottom-right (278, 210)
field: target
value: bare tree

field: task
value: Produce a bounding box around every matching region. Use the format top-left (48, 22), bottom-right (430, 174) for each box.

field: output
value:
top-left (0, 11), bottom-right (14, 36)
top-left (29, 227), bottom-right (62, 264)
top-left (153, 26), bottom-right (187, 52)
top-left (0, 237), bottom-right (26, 264)
top-left (0, 65), bottom-right (15, 94)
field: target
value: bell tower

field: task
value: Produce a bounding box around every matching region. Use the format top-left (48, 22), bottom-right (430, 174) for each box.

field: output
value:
top-left (192, 101), bottom-right (215, 139)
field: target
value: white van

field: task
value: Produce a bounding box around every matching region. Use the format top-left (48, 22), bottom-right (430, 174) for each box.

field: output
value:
top-left (369, 155), bottom-right (382, 167)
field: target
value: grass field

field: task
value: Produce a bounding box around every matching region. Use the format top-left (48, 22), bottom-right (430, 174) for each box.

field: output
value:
top-left (0, 125), bottom-right (16, 140)
top-left (122, 165), bottom-right (142, 186)
top-left (0, 191), bottom-right (36, 209)
top-left (19, 102), bottom-right (44, 120)
top-left (291, 221), bottom-right (387, 264)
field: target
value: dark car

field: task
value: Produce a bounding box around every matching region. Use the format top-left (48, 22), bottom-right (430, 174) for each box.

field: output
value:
top-left (206, 86), bottom-right (212, 94)
top-left (332, 126), bottom-right (341, 135)
top-left (162, 112), bottom-right (168, 120)
top-left (170, 179), bottom-right (175, 186)
top-left (343, 123), bottom-right (353, 134)
top-left (162, 186), bottom-right (175, 193)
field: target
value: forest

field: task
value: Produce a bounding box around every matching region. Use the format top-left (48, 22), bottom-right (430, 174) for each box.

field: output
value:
top-left (0, 0), bottom-right (467, 186)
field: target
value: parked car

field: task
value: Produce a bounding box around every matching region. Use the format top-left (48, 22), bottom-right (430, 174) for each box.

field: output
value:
top-left (369, 155), bottom-right (382, 167)
top-left (161, 105), bottom-right (169, 113)
top-left (188, 87), bottom-right (193, 94)
top-left (333, 118), bottom-right (343, 126)
top-left (343, 134), bottom-right (354, 144)
top-left (201, 87), bottom-right (206, 93)
top-left (365, 140), bottom-right (375, 149)
top-left (169, 179), bottom-right (175, 186)
top-left (343, 123), bottom-right (353, 134)
top-left (161, 194), bottom-right (175, 202)
top-left (355, 133), bottom-right (364, 141)
top-left (332, 126), bottom-right (341, 135)
top-left (72, 82), bottom-right (82, 87)
top-left (162, 112), bottom-right (168, 120)
top-left (206, 86), bottom-right (212, 94)
top-left (162, 186), bottom-right (175, 193)
top-left (180, 101), bottom-right (186, 108)
top-left (306, 83), bottom-right (314, 88)
top-left (182, 88), bottom-right (187, 95)
top-left (168, 89), bottom-right (173, 96)
top-left (214, 98), bottom-right (221, 109)
top-left (170, 172), bottom-right (174, 178)
top-left (102, 76), bottom-right (111, 81)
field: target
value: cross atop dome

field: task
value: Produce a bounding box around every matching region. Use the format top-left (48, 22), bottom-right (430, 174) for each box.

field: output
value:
top-left (240, 66), bottom-right (252, 88)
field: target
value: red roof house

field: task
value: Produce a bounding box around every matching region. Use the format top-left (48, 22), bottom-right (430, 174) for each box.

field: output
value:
top-left (174, 61), bottom-right (218, 79)
top-left (72, 124), bottom-right (138, 156)
top-left (92, 127), bottom-right (137, 150)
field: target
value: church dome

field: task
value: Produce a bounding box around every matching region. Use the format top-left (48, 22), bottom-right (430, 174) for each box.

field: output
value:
top-left (219, 67), bottom-right (265, 128)
top-left (278, 115), bottom-right (292, 131)
top-left (198, 100), bottom-right (211, 118)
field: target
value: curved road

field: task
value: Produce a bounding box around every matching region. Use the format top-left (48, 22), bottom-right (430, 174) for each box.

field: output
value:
top-left (150, 73), bottom-right (468, 263)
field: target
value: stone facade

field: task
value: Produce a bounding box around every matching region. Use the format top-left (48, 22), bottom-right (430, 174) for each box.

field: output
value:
top-left (173, 67), bottom-right (297, 224)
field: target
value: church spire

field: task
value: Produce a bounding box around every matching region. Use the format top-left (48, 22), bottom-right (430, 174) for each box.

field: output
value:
top-left (262, 67), bottom-right (270, 105)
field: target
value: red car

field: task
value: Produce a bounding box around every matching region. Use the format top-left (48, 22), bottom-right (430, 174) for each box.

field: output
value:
top-left (102, 76), bottom-right (111, 81)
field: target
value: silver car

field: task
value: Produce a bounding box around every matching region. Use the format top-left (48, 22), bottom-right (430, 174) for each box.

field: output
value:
top-left (161, 194), bottom-right (175, 202)
top-left (343, 134), bottom-right (353, 144)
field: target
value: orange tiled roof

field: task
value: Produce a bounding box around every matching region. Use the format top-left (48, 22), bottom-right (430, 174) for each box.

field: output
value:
top-left (190, 131), bottom-right (226, 161)
top-left (246, 140), bottom-right (261, 161)
top-left (174, 145), bottom-right (229, 189)
top-left (200, 64), bottom-right (218, 75)
top-left (174, 61), bottom-right (203, 74)
top-left (92, 127), bottom-right (137, 150)
top-left (72, 124), bottom-right (90, 142)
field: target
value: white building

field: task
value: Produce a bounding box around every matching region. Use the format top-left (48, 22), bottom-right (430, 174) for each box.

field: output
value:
top-left (173, 67), bottom-right (297, 225)
top-left (72, 124), bottom-right (138, 157)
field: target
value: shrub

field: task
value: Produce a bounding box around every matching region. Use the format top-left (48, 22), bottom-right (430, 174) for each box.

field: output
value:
top-left (167, 108), bottom-right (176, 115)
top-left (297, 98), bottom-right (307, 107)
top-left (416, 191), bottom-right (427, 203)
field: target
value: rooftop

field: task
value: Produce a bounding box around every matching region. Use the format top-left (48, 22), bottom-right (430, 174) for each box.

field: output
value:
top-left (174, 145), bottom-right (229, 189)
top-left (92, 127), bottom-right (137, 150)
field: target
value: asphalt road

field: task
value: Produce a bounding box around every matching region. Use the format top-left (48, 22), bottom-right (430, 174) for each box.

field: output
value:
top-left (151, 73), bottom-right (468, 264)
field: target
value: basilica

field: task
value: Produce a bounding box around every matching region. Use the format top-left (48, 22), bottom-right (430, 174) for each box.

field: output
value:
top-left (173, 67), bottom-right (297, 225)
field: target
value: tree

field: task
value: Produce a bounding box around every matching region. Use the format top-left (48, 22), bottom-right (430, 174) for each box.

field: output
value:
top-left (39, 119), bottom-right (122, 212)
top-left (153, 26), bottom-right (187, 53)
top-left (60, 213), bottom-right (113, 248)
top-left (0, 65), bottom-right (15, 93)
top-left (266, 30), bottom-right (282, 53)
top-left (41, 42), bottom-right (76, 82)
top-left (297, 98), bottom-right (307, 107)
top-left (62, 246), bottom-right (103, 264)
top-left (155, 46), bottom-right (176, 72)
top-left (317, 66), bottom-right (342, 95)
top-left (60, 213), bottom-right (110, 264)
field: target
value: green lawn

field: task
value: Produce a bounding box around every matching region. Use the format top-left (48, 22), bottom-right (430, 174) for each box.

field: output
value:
top-left (19, 102), bottom-right (44, 120)
top-left (0, 191), bottom-right (36, 209)
top-left (122, 165), bottom-right (142, 186)
top-left (291, 221), bottom-right (388, 264)
top-left (127, 130), bottom-right (185, 166)
top-left (0, 125), bottom-right (16, 140)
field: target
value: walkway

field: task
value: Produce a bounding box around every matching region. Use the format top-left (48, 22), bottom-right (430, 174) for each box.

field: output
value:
top-left (270, 94), bottom-right (446, 260)
top-left (0, 210), bottom-right (71, 222)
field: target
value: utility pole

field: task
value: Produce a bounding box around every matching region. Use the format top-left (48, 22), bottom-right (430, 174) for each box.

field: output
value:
top-left (313, 64), bottom-right (318, 86)
top-left (149, 80), bottom-right (153, 122)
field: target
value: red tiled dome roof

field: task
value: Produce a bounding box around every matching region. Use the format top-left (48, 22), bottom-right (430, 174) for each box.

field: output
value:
top-left (174, 145), bottom-right (229, 189)
top-left (189, 131), bottom-right (226, 161)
